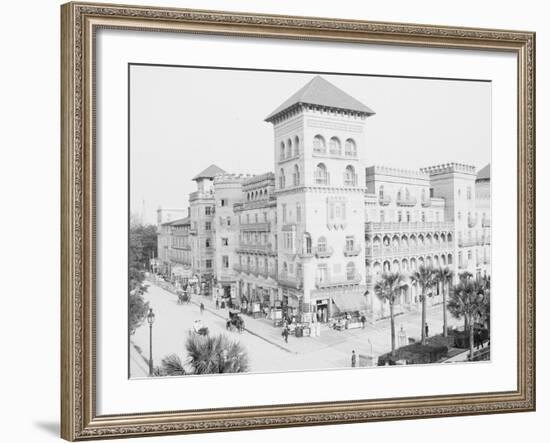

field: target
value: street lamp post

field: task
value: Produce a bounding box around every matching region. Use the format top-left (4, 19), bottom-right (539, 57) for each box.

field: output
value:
top-left (147, 308), bottom-right (155, 376)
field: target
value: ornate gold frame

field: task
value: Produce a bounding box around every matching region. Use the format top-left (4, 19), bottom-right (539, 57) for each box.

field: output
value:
top-left (61, 2), bottom-right (536, 440)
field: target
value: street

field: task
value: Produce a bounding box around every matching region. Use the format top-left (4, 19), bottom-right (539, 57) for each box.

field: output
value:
top-left (130, 281), bottom-right (463, 377)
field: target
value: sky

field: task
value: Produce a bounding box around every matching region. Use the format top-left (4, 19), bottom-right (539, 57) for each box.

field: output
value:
top-left (130, 65), bottom-right (491, 224)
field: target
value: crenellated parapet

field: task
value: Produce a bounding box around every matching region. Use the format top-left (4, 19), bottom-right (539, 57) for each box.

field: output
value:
top-left (420, 162), bottom-right (476, 176)
top-left (213, 173), bottom-right (255, 185)
top-left (366, 165), bottom-right (430, 180)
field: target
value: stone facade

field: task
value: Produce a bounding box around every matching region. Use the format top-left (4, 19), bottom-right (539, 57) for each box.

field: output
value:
top-left (156, 76), bottom-right (491, 323)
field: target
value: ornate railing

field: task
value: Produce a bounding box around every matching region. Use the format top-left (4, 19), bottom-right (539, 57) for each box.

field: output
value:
top-left (315, 274), bottom-right (362, 290)
top-left (314, 246), bottom-right (334, 258)
top-left (379, 195), bottom-right (392, 206)
top-left (343, 245), bottom-right (362, 257)
top-left (278, 275), bottom-right (303, 289)
top-left (365, 221), bottom-right (454, 234)
top-left (240, 222), bottom-right (271, 232)
top-left (237, 243), bottom-right (274, 254)
top-left (396, 196), bottom-right (417, 207)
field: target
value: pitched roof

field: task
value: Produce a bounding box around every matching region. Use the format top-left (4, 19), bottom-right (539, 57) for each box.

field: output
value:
top-left (170, 216), bottom-right (190, 226)
top-left (476, 163), bottom-right (491, 181)
top-left (265, 76), bottom-right (375, 122)
top-left (192, 164), bottom-right (226, 181)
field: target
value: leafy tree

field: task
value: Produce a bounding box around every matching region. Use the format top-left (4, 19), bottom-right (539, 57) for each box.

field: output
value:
top-left (374, 272), bottom-right (407, 356)
top-left (128, 217), bottom-right (157, 335)
top-left (410, 264), bottom-right (436, 345)
top-left (448, 279), bottom-right (488, 360)
top-left (433, 266), bottom-right (454, 336)
top-left (185, 333), bottom-right (249, 374)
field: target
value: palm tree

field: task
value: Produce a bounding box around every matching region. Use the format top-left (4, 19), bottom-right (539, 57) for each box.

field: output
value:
top-left (185, 333), bottom-right (249, 374)
top-left (433, 266), bottom-right (454, 336)
top-left (160, 354), bottom-right (186, 376)
top-left (374, 271), bottom-right (407, 356)
top-left (448, 279), bottom-right (487, 360)
top-left (410, 264), bottom-right (435, 345)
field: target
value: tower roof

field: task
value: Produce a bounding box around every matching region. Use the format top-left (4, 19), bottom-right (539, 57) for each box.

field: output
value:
top-left (192, 164), bottom-right (226, 181)
top-left (265, 76), bottom-right (375, 122)
top-left (476, 163), bottom-right (491, 181)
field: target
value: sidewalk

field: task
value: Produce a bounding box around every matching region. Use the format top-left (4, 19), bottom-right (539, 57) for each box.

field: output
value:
top-left (146, 278), bottom-right (462, 360)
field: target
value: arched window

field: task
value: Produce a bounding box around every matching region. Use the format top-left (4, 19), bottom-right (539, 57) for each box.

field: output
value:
top-left (314, 163), bottom-right (329, 185)
top-left (279, 142), bottom-right (285, 161)
top-left (279, 168), bottom-right (285, 189)
top-left (313, 135), bottom-right (326, 154)
top-left (294, 136), bottom-right (300, 157)
top-left (317, 236), bottom-right (327, 253)
top-left (346, 262), bottom-right (356, 280)
top-left (345, 138), bottom-right (357, 156)
top-left (286, 139), bottom-right (293, 158)
top-left (329, 136), bottom-right (341, 155)
top-left (293, 164), bottom-right (300, 186)
top-left (405, 188), bottom-right (410, 200)
top-left (344, 165), bottom-right (356, 186)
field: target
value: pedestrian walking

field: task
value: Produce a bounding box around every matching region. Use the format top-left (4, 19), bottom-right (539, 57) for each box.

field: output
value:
top-left (360, 313), bottom-right (366, 329)
top-left (282, 326), bottom-right (289, 343)
top-left (215, 298), bottom-right (219, 309)
top-left (351, 350), bottom-right (357, 368)
top-left (425, 322), bottom-right (429, 338)
top-left (200, 302), bottom-right (205, 315)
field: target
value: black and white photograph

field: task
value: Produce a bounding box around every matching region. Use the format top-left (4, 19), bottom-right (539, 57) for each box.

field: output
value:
top-left (128, 65), bottom-right (492, 378)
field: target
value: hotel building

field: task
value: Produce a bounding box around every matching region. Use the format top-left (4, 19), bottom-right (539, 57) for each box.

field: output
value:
top-left (156, 76), bottom-right (491, 322)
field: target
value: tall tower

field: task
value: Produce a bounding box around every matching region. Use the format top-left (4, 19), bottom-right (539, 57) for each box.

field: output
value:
top-left (421, 163), bottom-right (478, 278)
top-left (265, 76), bottom-right (375, 320)
top-left (189, 164), bottom-right (225, 289)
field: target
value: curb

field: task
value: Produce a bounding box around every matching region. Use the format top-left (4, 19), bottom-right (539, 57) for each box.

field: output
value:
top-left (191, 297), bottom-right (296, 354)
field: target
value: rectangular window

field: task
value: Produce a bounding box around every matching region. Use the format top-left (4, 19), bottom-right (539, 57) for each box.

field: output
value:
top-left (222, 255), bottom-right (229, 268)
top-left (222, 238), bottom-right (229, 246)
top-left (317, 264), bottom-right (328, 282)
top-left (205, 206), bottom-right (212, 215)
top-left (206, 259), bottom-right (212, 269)
top-left (296, 204), bottom-right (301, 223)
top-left (226, 216), bottom-right (231, 226)
top-left (205, 239), bottom-right (211, 248)
top-left (398, 211), bottom-right (402, 223)
top-left (282, 204), bottom-right (287, 223)
top-left (380, 210), bottom-right (385, 222)
top-left (421, 212), bottom-right (426, 222)
top-left (205, 221), bottom-right (211, 231)
top-left (345, 236), bottom-right (354, 251)
top-left (221, 199), bottom-right (227, 207)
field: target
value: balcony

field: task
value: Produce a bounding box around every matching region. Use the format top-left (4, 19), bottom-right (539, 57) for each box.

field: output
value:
top-left (468, 214), bottom-right (478, 228)
top-left (314, 246), bottom-right (334, 259)
top-left (315, 274), bottom-right (362, 290)
top-left (482, 218), bottom-right (491, 228)
top-left (237, 243), bottom-right (275, 254)
top-left (240, 222), bottom-right (271, 232)
top-left (278, 275), bottom-right (303, 289)
top-left (365, 221), bottom-right (454, 234)
top-left (379, 195), bottom-right (392, 206)
top-left (421, 198), bottom-right (431, 207)
top-left (458, 240), bottom-right (477, 247)
top-left (189, 190), bottom-right (214, 202)
top-left (343, 245), bottom-right (362, 257)
top-left (396, 196), bottom-right (417, 207)
top-left (189, 228), bottom-right (197, 235)
top-left (367, 242), bottom-right (452, 258)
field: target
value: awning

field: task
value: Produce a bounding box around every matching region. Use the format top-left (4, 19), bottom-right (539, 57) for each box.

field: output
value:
top-left (331, 292), bottom-right (368, 313)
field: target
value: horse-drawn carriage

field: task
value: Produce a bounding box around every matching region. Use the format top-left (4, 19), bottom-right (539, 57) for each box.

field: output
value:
top-left (226, 310), bottom-right (245, 332)
top-left (191, 319), bottom-right (209, 336)
top-left (176, 289), bottom-right (191, 305)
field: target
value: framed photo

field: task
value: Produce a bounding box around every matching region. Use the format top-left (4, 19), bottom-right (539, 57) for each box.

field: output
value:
top-left (61, 2), bottom-right (536, 440)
